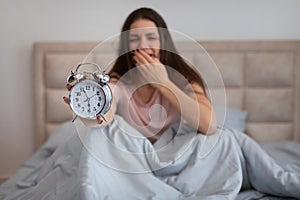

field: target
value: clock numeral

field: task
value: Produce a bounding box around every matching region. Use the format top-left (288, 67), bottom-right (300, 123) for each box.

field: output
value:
top-left (98, 97), bottom-right (102, 101)
top-left (86, 85), bottom-right (90, 90)
top-left (93, 107), bottom-right (97, 111)
top-left (97, 103), bottom-right (101, 107)
top-left (82, 107), bottom-right (85, 112)
top-left (92, 87), bottom-right (95, 92)
top-left (97, 91), bottom-right (100, 95)
top-left (80, 87), bottom-right (84, 92)
top-left (77, 103), bottom-right (81, 107)
top-left (87, 108), bottom-right (91, 113)
top-left (76, 92), bottom-right (81, 96)
top-left (75, 98), bottom-right (79, 102)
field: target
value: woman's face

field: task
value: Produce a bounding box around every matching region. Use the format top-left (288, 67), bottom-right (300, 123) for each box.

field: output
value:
top-left (129, 19), bottom-right (160, 58)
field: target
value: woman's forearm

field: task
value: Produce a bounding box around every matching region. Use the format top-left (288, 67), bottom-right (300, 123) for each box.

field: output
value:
top-left (158, 80), bottom-right (217, 134)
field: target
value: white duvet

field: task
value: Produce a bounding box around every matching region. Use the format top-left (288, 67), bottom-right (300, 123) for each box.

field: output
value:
top-left (1, 115), bottom-right (300, 200)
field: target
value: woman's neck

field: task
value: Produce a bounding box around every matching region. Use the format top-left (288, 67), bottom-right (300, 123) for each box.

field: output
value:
top-left (136, 84), bottom-right (156, 104)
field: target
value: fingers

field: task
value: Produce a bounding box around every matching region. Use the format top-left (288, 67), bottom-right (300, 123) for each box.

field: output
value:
top-left (138, 49), bottom-right (155, 63)
top-left (66, 83), bottom-right (72, 91)
top-left (132, 50), bottom-right (147, 66)
top-left (132, 49), bottom-right (157, 66)
top-left (63, 96), bottom-right (70, 104)
top-left (97, 116), bottom-right (103, 124)
top-left (63, 84), bottom-right (72, 104)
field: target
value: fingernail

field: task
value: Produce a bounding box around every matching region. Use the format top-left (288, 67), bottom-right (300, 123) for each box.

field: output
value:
top-left (136, 49), bottom-right (140, 52)
top-left (97, 116), bottom-right (103, 124)
top-left (66, 84), bottom-right (72, 90)
top-left (149, 54), bottom-right (153, 57)
top-left (131, 50), bottom-right (135, 53)
top-left (63, 96), bottom-right (68, 103)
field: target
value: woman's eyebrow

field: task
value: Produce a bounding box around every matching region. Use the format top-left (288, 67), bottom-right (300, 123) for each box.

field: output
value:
top-left (130, 32), bottom-right (158, 37)
top-left (145, 32), bottom-right (158, 37)
top-left (129, 34), bottom-right (139, 37)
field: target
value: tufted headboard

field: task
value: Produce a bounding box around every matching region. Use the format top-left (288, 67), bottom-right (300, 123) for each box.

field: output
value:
top-left (34, 41), bottom-right (300, 148)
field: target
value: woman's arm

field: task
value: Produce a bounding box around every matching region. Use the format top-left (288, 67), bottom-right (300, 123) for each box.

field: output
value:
top-left (158, 81), bottom-right (217, 135)
top-left (133, 49), bottom-right (216, 134)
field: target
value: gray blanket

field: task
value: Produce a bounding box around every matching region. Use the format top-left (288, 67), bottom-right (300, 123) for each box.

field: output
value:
top-left (1, 115), bottom-right (300, 200)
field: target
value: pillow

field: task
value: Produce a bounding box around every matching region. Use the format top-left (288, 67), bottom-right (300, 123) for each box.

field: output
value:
top-left (213, 106), bottom-right (248, 132)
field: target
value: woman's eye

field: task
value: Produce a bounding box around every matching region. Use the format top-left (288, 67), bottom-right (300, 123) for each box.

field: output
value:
top-left (129, 38), bottom-right (139, 42)
top-left (148, 37), bottom-right (158, 41)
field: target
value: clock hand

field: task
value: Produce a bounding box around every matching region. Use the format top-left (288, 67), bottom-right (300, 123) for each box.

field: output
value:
top-left (82, 88), bottom-right (93, 103)
top-left (82, 88), bottom-right (89, 101)
top-left (89, 94), bottom-right (97, 99)
top-left (84, 93), bottom-right (98, 102)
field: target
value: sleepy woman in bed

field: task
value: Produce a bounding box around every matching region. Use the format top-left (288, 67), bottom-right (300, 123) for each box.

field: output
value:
top-left (62, 7), bottom-right (300, 199)
top-left (64, 7), bottom-right (217, 143)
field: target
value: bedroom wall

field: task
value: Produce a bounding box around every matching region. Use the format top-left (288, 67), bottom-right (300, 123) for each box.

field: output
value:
top-left (0, 0), bottom-right (300, 181)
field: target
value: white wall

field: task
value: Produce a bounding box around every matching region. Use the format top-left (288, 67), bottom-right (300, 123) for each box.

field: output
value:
top-left (0, 0), bottom-right (300, 179)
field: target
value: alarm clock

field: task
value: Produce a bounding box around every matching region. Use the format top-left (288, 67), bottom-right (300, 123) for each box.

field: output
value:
top-left (67, 62), bottom-right (112, 122)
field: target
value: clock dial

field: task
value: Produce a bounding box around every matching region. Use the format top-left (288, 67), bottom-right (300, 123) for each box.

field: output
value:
top-left (69, 80), bottom-right (106, 119)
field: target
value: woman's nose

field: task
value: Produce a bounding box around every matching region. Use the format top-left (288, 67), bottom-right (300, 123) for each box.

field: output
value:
top-left (138, 37), bottom-right (149, 49)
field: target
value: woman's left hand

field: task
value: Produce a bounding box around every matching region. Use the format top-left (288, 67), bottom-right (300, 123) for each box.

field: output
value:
top-left (132, 49), bottom-right (170, 87)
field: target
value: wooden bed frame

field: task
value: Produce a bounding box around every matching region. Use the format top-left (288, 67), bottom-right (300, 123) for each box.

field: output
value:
top-left (33, 40), bottom-right (300, 148)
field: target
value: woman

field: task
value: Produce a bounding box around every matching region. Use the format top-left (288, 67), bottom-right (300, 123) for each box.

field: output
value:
top-left (62, 7), bottom-right (300, 199)
top-left (65, 7), bottom-right (217, 143)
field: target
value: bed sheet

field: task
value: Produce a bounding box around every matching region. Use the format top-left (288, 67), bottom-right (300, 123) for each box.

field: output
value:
top-left (237, 141), bottom-right (300, 200)
top-left (0, 119), bottom-right (300, 200)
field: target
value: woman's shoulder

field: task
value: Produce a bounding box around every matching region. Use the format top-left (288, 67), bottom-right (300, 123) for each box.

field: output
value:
top-left (108, 72), bottom-right (136, 89)
top-left (108, 77), bottom-right (129, 88)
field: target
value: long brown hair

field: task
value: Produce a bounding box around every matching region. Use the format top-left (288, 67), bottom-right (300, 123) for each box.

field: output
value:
top-left (109, 7), bottom-right (206, 95)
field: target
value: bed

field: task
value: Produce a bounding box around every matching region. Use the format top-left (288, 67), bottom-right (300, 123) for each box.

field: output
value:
top-left (1, 40), bottom-right (300, 200)
top-left (32, 40), bottom-right (300, 145)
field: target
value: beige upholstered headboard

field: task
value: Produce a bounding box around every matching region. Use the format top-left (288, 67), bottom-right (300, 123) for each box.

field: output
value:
top-left (34, 41), bottom-right (300, 148)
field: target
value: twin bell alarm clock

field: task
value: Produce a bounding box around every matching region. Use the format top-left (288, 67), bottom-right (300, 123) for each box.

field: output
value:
top-left (67, 62), bottom-right (112, 122)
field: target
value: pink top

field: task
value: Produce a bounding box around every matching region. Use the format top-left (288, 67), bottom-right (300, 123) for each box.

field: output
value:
top-left (109, 78), bottom-right (180, 143)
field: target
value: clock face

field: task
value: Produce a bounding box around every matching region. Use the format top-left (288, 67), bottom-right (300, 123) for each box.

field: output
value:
top-left (69, 80), bottom-right (106, 119)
